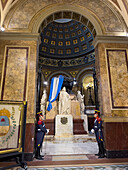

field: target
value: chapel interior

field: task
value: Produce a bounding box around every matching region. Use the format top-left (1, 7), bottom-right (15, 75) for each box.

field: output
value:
top-left (0, 0), bottom-right (128, 168)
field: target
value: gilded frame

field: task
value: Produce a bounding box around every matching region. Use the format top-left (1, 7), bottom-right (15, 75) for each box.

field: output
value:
top-left (0, 101), bottom-right (26, 155)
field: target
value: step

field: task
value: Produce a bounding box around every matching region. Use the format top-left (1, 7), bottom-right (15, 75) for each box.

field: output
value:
top-left (44, 134), bottom-right (96, 143)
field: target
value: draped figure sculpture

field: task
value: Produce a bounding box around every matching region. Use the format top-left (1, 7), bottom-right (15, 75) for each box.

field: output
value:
top-left (77, 90), bottom-right (85, 115)
top-left (40, 89), bottom-right (47, 115)
top-left (58, 87), bottom-right (71, 115)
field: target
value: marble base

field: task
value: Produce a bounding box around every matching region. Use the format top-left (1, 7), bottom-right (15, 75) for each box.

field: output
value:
top-left (106, 150), bottom-right (128, 158)
top-left (55, 114), bottom-right (73, 140)
top-left (104, 122), bottom-right (128, 158)
top-left (24, 152), bottom-right (34, 161)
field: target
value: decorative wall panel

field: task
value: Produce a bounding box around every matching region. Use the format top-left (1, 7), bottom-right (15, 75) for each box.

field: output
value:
top-left (1, 47), bottom-right (29, 101)
top-left (106, 49), bottom-right (128, 109)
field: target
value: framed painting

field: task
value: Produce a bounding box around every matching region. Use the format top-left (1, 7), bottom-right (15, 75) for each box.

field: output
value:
top-left (0, 101), bottom-right (27, 155)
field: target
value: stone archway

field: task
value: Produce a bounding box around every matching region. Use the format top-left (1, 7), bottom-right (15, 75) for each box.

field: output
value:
top-left (4, 0), bottom-right (127, 36)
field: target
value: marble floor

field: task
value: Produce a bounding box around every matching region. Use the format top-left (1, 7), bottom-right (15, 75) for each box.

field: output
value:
top-left (17, 164), bottom-right (128, 170)
top-left (1, 135), bottom-right (128, 170)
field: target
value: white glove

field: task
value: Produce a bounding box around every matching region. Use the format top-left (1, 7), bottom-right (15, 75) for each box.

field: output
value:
top-left (46, 129), bottom-right (49, 134)
top-left (91, 129), bottom-right (94, 134)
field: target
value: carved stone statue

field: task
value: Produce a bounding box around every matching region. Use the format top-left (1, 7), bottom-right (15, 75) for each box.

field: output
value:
top-left (77, 90), bottom-right (85, 115)
top-left (58, 87), bottom-right (71, 115)
top-left (40, 89), bottom-right (47, 114)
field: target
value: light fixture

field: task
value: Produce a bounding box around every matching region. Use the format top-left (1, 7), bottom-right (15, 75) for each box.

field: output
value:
top-left (54, 19), bottom-right (72, 23)
top-left (43, 81), bottom-right (48, 85)
top-left (86, 81), bottom-right (93, 89)
top-left (73, 78), bottom-right (77, 86)
top-left (73, 81), bottom-right (77, 85)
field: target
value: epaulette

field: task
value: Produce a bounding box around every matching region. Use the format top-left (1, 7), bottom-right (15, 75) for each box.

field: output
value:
top-left (38, 120), bottom-right (42, 125)
top-left (97, 117), bottom-right (101, 121)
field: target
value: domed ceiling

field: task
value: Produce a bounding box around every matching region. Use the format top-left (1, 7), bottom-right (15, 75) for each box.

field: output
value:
top-left (39, 19), bottom-right (94, 59)
top-left (39, 16), bottom-right (95, 68)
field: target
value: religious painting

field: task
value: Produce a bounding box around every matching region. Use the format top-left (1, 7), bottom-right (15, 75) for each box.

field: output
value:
top-left (0, 101), bottom-right (26, 154)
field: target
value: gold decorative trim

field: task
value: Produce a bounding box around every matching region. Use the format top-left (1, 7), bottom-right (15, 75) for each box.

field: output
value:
top-left (103, 116), bottom-right (128, 122)
top-left (0, 148), bottom-right (20, 154)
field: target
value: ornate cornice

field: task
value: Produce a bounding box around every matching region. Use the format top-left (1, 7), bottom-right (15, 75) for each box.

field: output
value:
top-left (93, 35), bottom-right (128, 48)
top-left (0, 32), bottom-right (40, 41)
top-left (39, 52), bottom-right (95, 68)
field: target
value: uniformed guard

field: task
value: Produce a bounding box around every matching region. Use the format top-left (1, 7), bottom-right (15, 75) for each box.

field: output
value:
top-left (35, 112), bottom-right (49, 160)
top-left (91, 110), bottom-right (105, 158)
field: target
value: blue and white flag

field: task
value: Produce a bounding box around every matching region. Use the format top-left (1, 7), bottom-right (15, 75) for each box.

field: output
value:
top-left (47, 75), bottom-right (64, 111)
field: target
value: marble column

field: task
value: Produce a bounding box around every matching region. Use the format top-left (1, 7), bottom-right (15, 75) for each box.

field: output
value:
top-left (93, 36), bottom-right (128, 158)
top-left (0, 32), bottom-right (40, 161)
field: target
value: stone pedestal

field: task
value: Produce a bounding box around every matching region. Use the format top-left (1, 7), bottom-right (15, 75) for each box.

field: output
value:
top-left (55, 114), bottom-right (73, 140)
top-left (85, 106), bottom-right (95, 132)
top-left (81, 115), bottom-right (88, 133)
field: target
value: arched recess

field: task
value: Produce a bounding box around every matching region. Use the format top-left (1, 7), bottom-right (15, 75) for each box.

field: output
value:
top-left (76, 67), bottom-right (93, 82)
top-left (76, 67), bottom-right (94, 105)
top-left (47, 71), bottom-right (72, 82)
top-left (82, 74), bottom-right (94, 106)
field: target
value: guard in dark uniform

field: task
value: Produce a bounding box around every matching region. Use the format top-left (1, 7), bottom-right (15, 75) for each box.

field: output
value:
top-left (93, 110), bottom-right (105, 158)
top-left (35, 112), bottom-right (49, 160)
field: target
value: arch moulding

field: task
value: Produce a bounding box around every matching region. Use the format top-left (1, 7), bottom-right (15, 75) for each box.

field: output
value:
top-left (47, 71), bottom-right (72, 82)
top-left (30, 4), bottom-right (103, 35)
top-left (4, 0), bottom-right (127, 36)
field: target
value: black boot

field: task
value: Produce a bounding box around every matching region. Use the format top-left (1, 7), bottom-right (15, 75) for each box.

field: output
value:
top-left (39, 152), bottom-right (44, 158)
top-left (95, 142), bottom-right (100, 156)
top-left (98, 143), bottom-right (105, 158)
top-left (35, 147), bottom-right (44, 160)
top-left (95, 153), bottom-right (100, 156)
top-left (38, 144), bottom-right (44, 158)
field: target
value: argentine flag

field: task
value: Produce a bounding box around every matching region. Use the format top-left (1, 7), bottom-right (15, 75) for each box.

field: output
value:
top-left (47, 75), bottom-right (64, 111)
